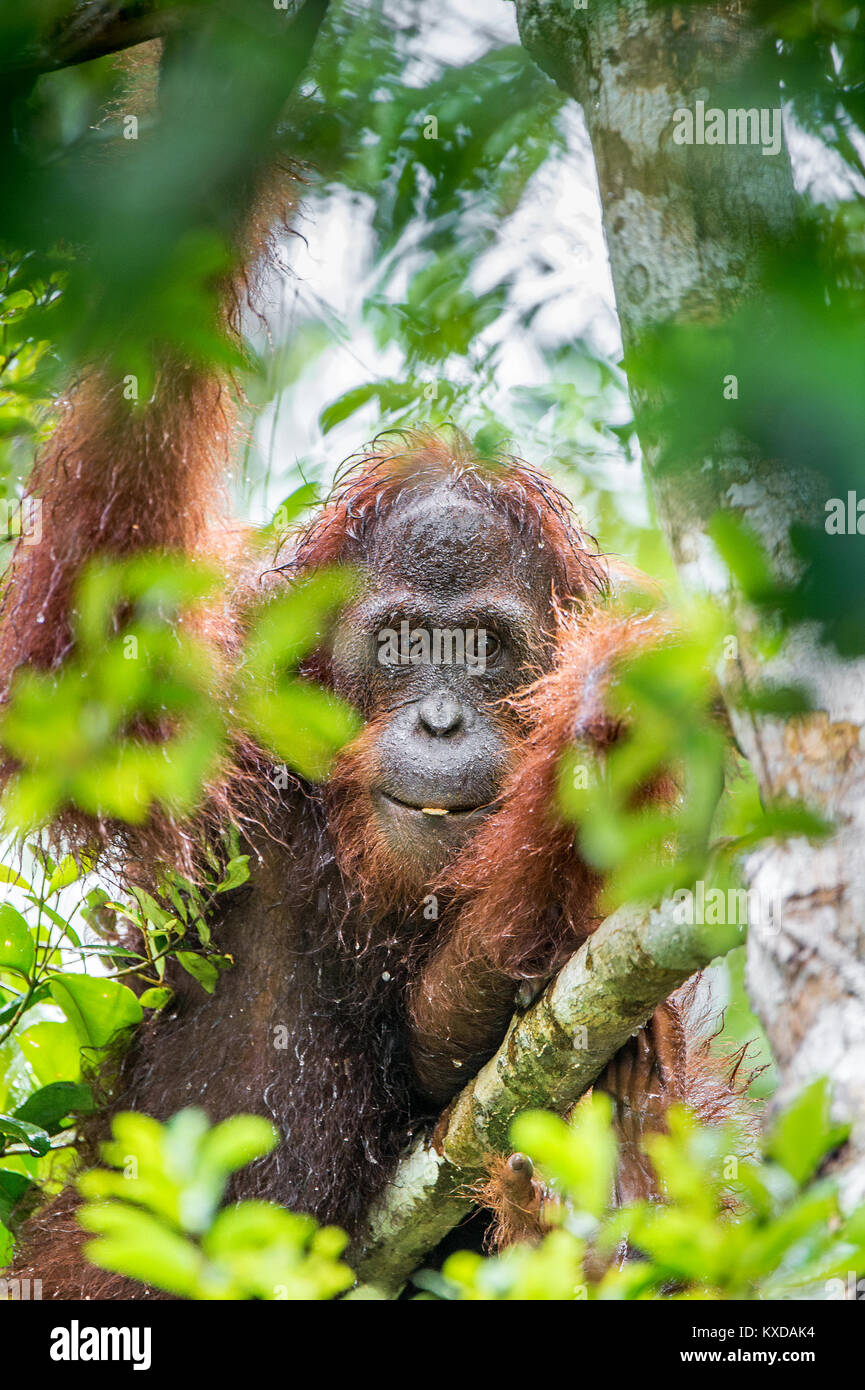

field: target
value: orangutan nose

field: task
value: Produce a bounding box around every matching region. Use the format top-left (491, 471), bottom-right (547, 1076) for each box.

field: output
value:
top-left (417, 691), bottom-right (465, 737)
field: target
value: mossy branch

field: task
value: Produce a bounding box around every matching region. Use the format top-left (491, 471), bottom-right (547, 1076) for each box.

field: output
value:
top-left (350, 898), bottom-right (737, 1296)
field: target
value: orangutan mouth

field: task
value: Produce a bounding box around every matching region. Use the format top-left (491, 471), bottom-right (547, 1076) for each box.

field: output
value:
top-left (377, 791), bottom-right (493, 819)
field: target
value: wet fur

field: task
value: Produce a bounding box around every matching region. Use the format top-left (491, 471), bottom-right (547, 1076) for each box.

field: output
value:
top-left (0, 162), bottom-right (753, 1293)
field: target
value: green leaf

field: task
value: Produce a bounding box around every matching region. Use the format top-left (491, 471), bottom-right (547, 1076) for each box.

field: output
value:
top-left (175, 953), bottom-right (219, 994)
top-left (49, 973), bottom-right (143, 1050)
top-left (272, 483), bottom-right (319, 528)
top-left (766, 1078), bottom-right (849, 1185)
top-left (241, 567), bottom-right (356, 676)
top-left (201, 1116), bottom-right (279, 1175)
top-left (708, 511), bottom-right (776, 600)
top-left (71, 943), bottom-right (141, 960)
top-left (17, 1020), bottom-right (82, 1085)
top-left (0, 865), bottom-right (32, 891)
top-left (242, 679), bottom-right (360, 781)
top-left (512, 1093), bottom-right (617, 1220)
top-left (736, 684), bottom-right (812, 717)
top-left (0, 1169), bottom-right (31, 1226)
top-left (13, 1081), bottom-right (94, 1134)
top-left (78, 1202), bottom-right (203, 1300)
top-left (0, 903), bottom-right (35, 978)
top-left (0, 1113), bottom-right (51, 1156)
top-left (46, 853), bottom-right (89, 896)
top-left (319, 383), bottom-right (379, 434)
top-left (130, 887), bottom-right (172, 930)
top-left (0, 982), bottom-right (49, 1027)
top-left (140, 987), bottom-right (174, 1010)
top-left (215, 855), bottom-right (250, 895)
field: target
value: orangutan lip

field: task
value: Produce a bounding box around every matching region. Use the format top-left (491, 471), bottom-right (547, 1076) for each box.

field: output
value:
top-left (377, 791), bottom-right (487, 818)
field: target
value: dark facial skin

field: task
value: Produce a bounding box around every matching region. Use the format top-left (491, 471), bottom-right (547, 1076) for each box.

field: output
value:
top-left (331, 482), bottom-right (559, 879)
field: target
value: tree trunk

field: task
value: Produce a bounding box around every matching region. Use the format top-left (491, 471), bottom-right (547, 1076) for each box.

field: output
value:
top-left (515, 0), bottom-right (865, 1207)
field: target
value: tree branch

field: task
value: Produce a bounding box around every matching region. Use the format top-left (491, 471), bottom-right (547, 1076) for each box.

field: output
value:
top-left (0, 4), bottom-right (184, 76)
top-left (350, 898), bottom-right (736, 1296)
top-left (3, 0), bottom-right (330, 77)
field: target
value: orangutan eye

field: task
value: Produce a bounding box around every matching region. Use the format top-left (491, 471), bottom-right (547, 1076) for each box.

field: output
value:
top-left (473, 629), bottom-right (501, 666)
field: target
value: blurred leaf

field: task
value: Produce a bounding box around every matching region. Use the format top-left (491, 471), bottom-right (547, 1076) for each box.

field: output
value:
top-left (78, 1201), bottom-right (204, 1300)
top-left (240, 678), bottom-right (360, 781)
top-left (766, 1078), bottom-right (849, 1185)
top-left (512, 1095), bottom-right (617, 1221)
top-left (241, 567), bottom-right (356, 677)
top-left (200, 1115), bottom-right (278, 1176)
top-left (76, 1108), bottom-right (351, 1299)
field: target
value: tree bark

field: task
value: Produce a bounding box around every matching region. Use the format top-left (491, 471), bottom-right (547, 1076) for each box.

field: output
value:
top-left (1, 4), bottom-right (181, 75)
top-left (2, 1), bottom-right (330, 77)
top-left (515, 0), bottom-right (865, 1207)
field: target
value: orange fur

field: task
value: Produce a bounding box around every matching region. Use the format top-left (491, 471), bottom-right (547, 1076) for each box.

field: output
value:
top-left (406, 603), bottom-right (677, 1103)
top-left (0, 125), bottom-right (756, 1278)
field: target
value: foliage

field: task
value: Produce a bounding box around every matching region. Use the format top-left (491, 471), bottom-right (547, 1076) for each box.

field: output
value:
top-left (1, 0), bottom-right (861, 616)
top-left (77, 1108), bottom-right (354, 1300)
top-left (420, 1082), bottom-right (865, 1302)
top-left (0, 544), bottom-right (357, 1253)
top-left (56, 1083), bottom-right (864, 1302)
top-left (556, 594), bottom-right (829, 926)
top-left (0, 835), bottom-right (258, 1258)
top-left (0, 553), bottom-right (358, 831)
